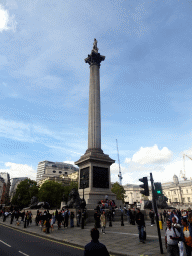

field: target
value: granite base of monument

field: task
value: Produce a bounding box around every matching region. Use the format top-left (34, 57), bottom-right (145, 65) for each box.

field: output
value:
top-left (75, 151), bottom-right (116, 209)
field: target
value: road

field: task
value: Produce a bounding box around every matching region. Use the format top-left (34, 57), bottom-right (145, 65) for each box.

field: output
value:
top-left (0, 224), bottom-right (84, 256)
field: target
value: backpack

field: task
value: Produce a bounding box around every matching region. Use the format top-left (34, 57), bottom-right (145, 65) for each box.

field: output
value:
top-left (165, 226), bottom-right (180, 238)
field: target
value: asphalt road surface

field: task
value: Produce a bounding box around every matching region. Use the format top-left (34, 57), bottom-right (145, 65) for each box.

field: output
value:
top-left (0, 224), bottom-right (84, 256)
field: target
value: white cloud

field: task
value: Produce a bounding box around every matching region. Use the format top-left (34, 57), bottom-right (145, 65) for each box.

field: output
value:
top-left (63, 161), bottom-right (79, 168)
top-left (0, 162), bottom-right (36, 180)
top-left (125, 158), bottom-right (131, 164)
top-left (0, 5), bottom-right (16, 32)
top-left (132, 145), bottom-right (172, 165)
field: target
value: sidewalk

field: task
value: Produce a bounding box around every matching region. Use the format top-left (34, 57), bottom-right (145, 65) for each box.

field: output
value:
top-left (0, 216), bottom-right (167, 256)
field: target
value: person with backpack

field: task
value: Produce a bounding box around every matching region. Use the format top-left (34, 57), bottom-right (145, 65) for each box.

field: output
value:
top-left (172, 217), bottom-right (181, 232)
top-left (165, 219), bottom-right (180, 256)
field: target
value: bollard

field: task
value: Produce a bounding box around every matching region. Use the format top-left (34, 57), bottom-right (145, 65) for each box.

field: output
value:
top-left (81, 212), bottom-right (84, 229)
top-left (108, 211), bottom-right (112, 227)
top-left (159, 220), bottom-right (163, 230)
top-left (121, 213), bottom-right (124, 226)
top-left (24, 219), bottom-right (27, 228)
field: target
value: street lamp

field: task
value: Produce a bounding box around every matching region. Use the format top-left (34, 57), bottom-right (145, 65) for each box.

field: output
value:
top-left (81, 173), bottom-right (86, 229)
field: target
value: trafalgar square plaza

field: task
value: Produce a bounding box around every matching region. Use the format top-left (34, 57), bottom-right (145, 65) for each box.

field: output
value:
top-left (1, 2), bottom-right (192, 255)
top-left (0, 40), bottom-right (173, 256)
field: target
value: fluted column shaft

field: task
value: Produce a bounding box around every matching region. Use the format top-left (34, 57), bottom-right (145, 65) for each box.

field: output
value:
top-left (88, 64), bottom-right (101, 150)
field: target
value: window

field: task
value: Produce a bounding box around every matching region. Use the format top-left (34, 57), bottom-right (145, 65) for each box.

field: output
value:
top-left (53, 171), bottom-right (56, 173)
top-left (168, 192), bottom-right (170, 195)
top-left (188, 197), bottom-right (190, 202)
top-left (65, 172), bottom-right (68, 174)
top-left (174, 191), bottom-right (176, 194)
top-left (59, 171), bottom-right (62, 174)
top-left (174, 198), bottom-right (178, 202)
top-left (186, 189), bottom-right (188, 193)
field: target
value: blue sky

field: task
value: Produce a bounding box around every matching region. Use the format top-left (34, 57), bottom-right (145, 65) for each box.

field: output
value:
top-left (0, 0), bottom-right (192, 184)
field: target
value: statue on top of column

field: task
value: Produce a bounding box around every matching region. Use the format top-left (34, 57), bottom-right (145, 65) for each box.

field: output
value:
top-left (92, 38), bottom-right (99, 53)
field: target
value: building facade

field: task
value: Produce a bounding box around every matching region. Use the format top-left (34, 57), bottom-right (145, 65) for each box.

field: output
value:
top-left (38, 172), bottom-right (78, 187)
top-left (124, 184), bottom-right (152, 204)
top-left (0, 173), bottom-right (11, 204)
top-left (36, 161), bottom-right (78, 184)
top-left (162, 175), bottom-right (192, 205)
top-left (10, 177), bottom-right (28, 201)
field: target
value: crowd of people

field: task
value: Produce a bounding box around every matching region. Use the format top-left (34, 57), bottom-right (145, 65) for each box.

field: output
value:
top-left (163, 208), bottom-right (192, 256)
top-left (0, 207), bottom-right (77, 233)
top-left (1, 205), bottom-right (192, 255)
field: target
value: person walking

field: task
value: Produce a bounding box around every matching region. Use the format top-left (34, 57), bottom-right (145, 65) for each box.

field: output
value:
top-left (46, 217), bottom-right (50, 234)
top-left (136, 208), bottom-right (145, 243)
top-left (77, 209), bottom-right (81, 227)
top-left (149, 209), bottom-right (155, 226)
top-left (100, 211), bottom-right (106, 234)
top-left (180, 218), bottom-right (192, 256)
top-left (70, 211), bottom-right (74, 228)
top-left (10, 210), bottom-right (15, 224)
top-left (94, 210), bottom-right (100, 229)
top-left (64, 210), bottom-right (69, 228)
top-left (84, 228), bottom-right (110, 256)
top-left (165, 220), bottom-right (180, 256)
top-left (127, 208), bottom-right (131, 224)
top-left (132, 208), bottom-right (136, 225)
top-left (163, 210), bottom-right (167, 222)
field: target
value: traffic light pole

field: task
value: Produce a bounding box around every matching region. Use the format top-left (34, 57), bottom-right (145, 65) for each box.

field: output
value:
top-left (150, 173), bottom-right (163, 254)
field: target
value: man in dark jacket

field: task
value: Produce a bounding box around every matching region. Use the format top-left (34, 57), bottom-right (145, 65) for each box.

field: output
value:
top-left (136, 208), bottom-right (145, 243)
top-left (149, 209), bottom-right (155, 226)
top-left (84, 228), bottom-right (109, 256)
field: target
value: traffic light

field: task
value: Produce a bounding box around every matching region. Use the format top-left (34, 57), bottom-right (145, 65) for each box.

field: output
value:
top-left (154, 182), bottom-right (162, 197)
top-left (139, 177), bottom-right (149, 196)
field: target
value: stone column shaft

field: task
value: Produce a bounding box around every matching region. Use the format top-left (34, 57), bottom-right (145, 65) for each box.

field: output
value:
top-left (88, 64), bottom-right (101, 149)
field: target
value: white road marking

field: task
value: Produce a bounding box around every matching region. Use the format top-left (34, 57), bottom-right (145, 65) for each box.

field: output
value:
top-left (19, 251), bottom-right (30, 256)
top-left (0, 239), bottom-right (11, 247)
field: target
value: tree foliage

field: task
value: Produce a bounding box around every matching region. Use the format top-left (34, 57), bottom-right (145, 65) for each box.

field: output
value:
top-left (38, 181), bottom-right (64, 208)
top-left (11, 179), bottom-right (38, 209)
top-left (111, 182), bottom-right (125, 203)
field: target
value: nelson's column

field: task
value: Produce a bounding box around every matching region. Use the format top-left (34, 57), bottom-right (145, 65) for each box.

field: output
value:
top-left (75, 39), bottom-right (116, 209)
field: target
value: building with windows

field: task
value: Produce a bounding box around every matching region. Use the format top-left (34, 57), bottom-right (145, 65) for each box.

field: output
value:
top-left (124, 184), bottom-right (152, 204)
top-left (10, 177), bottom-right (28, 201)
top-left (36, 161), bottom-right (78, 184)
top-left (162, 175), bottom-right (192, 205)
top-left (0, 173), bottom-right (11, 204)
top-left (38, 172), bottom-right (78, 187)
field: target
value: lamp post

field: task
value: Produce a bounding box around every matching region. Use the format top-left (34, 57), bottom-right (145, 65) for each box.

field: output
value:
top-left (81, 174), bottom-right (86, 229)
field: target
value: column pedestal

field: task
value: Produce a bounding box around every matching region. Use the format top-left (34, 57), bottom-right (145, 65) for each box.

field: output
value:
top-left (75, 151), bottom-right (116, 209)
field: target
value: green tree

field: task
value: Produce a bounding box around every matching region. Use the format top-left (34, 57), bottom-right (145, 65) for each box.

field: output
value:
top-left (38, 181), bottom-right (64, 208)
top-left (11, 179), bottom-right (38, 209)
top-left (111, 182), bottom-right (125, 203)
top-left (62, 181), bottom-right (78, 204)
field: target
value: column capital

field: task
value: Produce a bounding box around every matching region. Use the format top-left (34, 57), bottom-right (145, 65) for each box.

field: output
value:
top-left (85, 51), bottom-right (105, 67)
